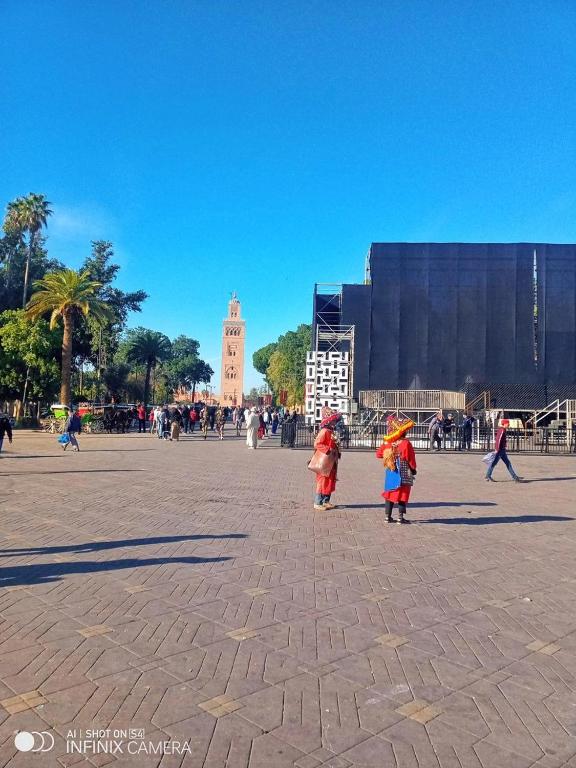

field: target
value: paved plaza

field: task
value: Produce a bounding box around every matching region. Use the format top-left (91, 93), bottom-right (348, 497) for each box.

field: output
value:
top-left (1, 430), bottom-right (576, 768)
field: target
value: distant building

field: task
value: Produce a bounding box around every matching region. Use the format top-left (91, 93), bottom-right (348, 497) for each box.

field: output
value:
top-left (219, 293), bottom-right (245, 406)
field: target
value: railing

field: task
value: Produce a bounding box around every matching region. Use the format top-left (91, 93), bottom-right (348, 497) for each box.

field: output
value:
top-left (282, 423), bottom-right (576, 454)
top-left (359, 390), bottom-right (465, 411)
top-left (464, 389), bottom-right (491, 413)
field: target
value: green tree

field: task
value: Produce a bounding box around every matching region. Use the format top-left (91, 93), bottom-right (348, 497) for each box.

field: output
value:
top-left (26, 269), bottom-right (114, 405)
top-left (0, 309), bottom-right (61, 404)
top-left (246, 386), bottom-right (261, 404)
top-left (252, 342), bottom-right (277, 385)
top-left (261, 324), bottom-right (311, 407)
top-left (102, 362), bottom-right (131, 401)
top-left (164, 335), bottom-right (215, 401)
top-left (0, 232), bottom-right (63, 312)
top-left (3, 193), bottom-right (52, 307)
top-left (77, 240), bottom-right (148, 369)
top-left (192, 359), bottom-right (214, 401)
top-left (124, 328), bottom-right (172, 409)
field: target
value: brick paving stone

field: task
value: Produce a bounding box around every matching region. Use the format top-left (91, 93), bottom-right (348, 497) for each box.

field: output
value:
top-left (1, 432), bottom-right (576, 766)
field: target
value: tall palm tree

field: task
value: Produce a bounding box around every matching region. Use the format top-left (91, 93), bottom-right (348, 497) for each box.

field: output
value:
top-left (26, 269), bottom-right (113, 405)
top-left (125, 329), bottom-right (172, 410)
top-left (3, 193), bottom-right (53, 307)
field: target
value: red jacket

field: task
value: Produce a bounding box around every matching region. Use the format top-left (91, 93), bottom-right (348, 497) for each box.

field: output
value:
top-left (495, 427), bottom-right (507, 452)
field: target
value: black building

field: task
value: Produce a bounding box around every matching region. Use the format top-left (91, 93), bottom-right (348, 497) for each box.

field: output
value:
top-left (313, 243), bottom-right (576, 406)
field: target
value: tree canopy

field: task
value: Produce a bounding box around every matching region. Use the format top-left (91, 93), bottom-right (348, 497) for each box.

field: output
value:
top-left (27, 269), bottom-right (114, 404)
top-left (0, 310), bottom-right (60, 402)
top-left (253, 324), bottom-right (311, 407)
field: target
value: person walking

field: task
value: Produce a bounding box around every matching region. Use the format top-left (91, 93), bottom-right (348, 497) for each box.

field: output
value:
top-left (376, 416), bottom-right (417, 524)
top-left (190, 406), bottom-right (199, 434)
top-left (312, 409), bottom-right (341, 511)
top-left (271, 410), bottom-right (279, 435)
top-left (485, 419), bottom-right (524, 482)
top-left (263, 409), bottom-right (270, 435)
top-left (258, 412), bottom-right (266, 440)
top-left (246, 407), bottom-right (260, 449)
top-left (0, 414), bottom-right (13, 455)
top-left (170, 407), bottom-right (182, 442)
top-left (181, 404), bottom-right (190, 434)
top-left (235, 407), bottom-right (244, 436)
top-left (201, 406), bottom-right (210, 440)
top-left (215, 406), bottom-right (225, 440)
top-left (137, 403), bottom-right (147, 433)
top-left (63, 408), bottom-right (82, 452)
top-left (428, 411), bottom-right (443, 451)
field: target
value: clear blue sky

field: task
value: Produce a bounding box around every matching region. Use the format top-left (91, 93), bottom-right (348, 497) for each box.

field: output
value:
top-left (1, 0), bottom-right (575, 390)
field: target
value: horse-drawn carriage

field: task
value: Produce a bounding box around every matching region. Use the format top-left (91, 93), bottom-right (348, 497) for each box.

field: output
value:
top-left (40, 403), bottom-right (137, 434)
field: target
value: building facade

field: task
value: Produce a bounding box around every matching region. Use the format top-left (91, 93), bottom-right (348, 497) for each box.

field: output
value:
top-left (219, 293), bottom-right (245, 406)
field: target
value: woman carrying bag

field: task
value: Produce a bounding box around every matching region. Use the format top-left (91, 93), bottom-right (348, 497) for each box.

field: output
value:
top-left (309, 409), bottom-right (341, 511)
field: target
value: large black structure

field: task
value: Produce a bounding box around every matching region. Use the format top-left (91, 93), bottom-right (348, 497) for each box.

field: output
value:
top-left (313, 243), bottom-right (576, 405)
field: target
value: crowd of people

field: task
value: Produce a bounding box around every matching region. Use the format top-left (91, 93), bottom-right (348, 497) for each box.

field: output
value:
top-left (427, 411), bottom-right (476, 450)
top-left (139, 403), bottom-right (291, 443)
top-left (3, 399), bottom-right (526, 521)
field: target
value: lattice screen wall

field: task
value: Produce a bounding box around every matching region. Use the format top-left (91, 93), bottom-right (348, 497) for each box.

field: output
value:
top-left (305, 351), bottom-right (350, 425)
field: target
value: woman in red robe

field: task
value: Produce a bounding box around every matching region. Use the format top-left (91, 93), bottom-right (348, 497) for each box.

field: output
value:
top-left (313, 411), bottom-right (341, 511)
top-left (376, 416), bottom-right (417, 524)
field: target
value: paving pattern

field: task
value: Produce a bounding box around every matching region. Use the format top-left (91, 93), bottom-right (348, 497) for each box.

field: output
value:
top-left (1, 429), bottom-right (576, 767)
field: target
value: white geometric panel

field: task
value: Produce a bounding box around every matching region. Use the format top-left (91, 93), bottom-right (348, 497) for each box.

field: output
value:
top-left (305, 351), bottom-right (350, 425)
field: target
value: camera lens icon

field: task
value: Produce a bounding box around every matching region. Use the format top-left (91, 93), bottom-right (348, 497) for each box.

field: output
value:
top-left (14, 731), bottom-right (55, 752)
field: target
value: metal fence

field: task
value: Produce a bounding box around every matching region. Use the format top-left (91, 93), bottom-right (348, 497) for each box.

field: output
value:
top-left (281, 422), bottom-right (576, 454)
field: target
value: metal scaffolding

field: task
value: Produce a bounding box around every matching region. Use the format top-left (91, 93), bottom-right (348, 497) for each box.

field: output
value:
top-left (307, 284), bottom-right (355, 424)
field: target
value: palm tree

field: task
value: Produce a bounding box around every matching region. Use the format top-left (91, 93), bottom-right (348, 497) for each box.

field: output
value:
top-left (3, 193), bottom-right (53, 307)
top-left (26, 269), bottom-right (113, 405)
top-left (125, 329), bottom-right (172, 410)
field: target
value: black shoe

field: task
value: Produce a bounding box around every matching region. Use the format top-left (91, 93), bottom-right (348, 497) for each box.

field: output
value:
top-left (397, 517), bottom-right (410, 525)
top-left (385, 517), bottom-right (394, 524)
top-left (514, 477), bottom-right (525, 483)
top-left (485, 477), bottom-right (495, 482)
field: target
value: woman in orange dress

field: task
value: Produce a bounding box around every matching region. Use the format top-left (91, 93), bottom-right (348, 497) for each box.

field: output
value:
top-left (313, 410), bottom-right (341, 511)
top-left (375, 416), bottom-right (417, 524)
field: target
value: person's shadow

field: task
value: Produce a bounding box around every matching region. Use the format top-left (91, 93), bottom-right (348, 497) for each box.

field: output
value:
top-left (420, 515), bottom-right (573, 525)
top-left (341, 502), bottom-right (498, 510)
top-left (0, 555), bottom-right (233, 588)
top-left (0, 533), bottom-right (247, 558)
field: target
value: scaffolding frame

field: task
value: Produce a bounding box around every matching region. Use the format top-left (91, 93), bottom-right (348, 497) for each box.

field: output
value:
top-left (309, 284), bottom-right (355, 423)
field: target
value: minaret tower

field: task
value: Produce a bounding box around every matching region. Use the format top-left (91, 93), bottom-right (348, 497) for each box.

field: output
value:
top-left (220, 292), bottom-right (245, 406)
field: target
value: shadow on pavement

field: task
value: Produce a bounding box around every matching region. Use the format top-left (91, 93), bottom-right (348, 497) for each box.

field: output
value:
top-left (76, 449), bottom-right (159, 452)
top-left (0, 555), bottom-right (233, 587)
top-left (523, 477), bottom-right (576, 483)
top-left (342, 501), bottom-right (498, 509)
top-left (0, 469), bottom-right (146, 475)
top-left (0, 533), bottom-right (248, 557)
top-left (420, 515), bottom-right (574, 525)
top-left (0, 455), bottom-right (66, 459)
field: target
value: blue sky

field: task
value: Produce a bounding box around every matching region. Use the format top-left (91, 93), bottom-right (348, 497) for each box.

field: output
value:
top-left (1, 0), bottom-right (575, 390)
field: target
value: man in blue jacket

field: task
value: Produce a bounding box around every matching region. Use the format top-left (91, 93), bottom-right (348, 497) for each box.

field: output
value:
top-left (63, 408), bottom-right (82, 452)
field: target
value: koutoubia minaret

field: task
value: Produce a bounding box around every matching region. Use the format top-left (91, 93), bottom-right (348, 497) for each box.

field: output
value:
top-left (220, 292), bottom-right (245, 406)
